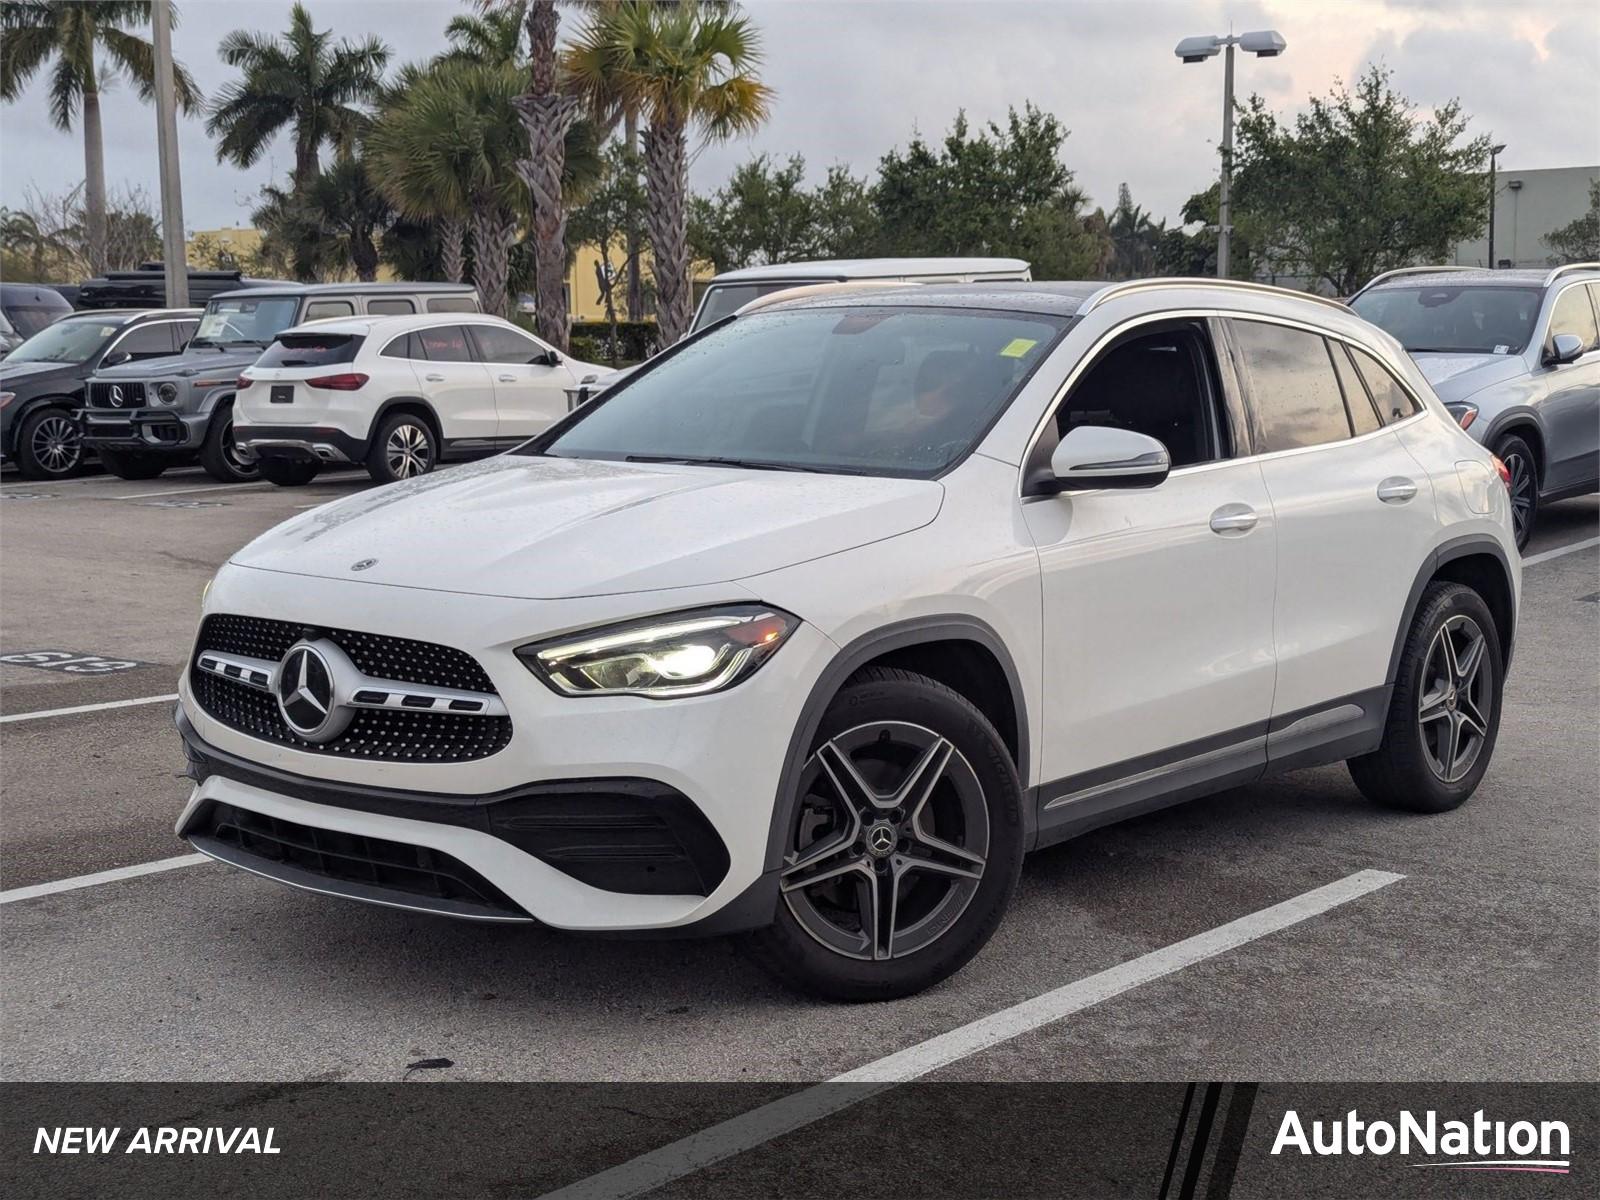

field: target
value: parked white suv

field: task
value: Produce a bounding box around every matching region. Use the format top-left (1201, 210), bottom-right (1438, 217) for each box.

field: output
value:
top-left (178, 279), bottom-right (1519, 999)
top-left (235, 314), bottom-right (611, 485)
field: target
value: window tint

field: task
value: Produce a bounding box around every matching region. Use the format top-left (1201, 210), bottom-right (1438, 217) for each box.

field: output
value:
top-left (254, 333), bottom-right (364, 368)
top-left (1053, 324), bottom-right (1226, 468)
top-left (427, 295), bottom-right (479, 314)
top-left (367, 297), bottom-right (416, 316)
top-left (303, 299), bottom-right (355, 321)
top-left (1328, 341), bottom-right (1382, 436)
top-left (1350, 347), bottom-right (1420, 423)
top-left (1233, 320), bottom-right (1352, 451)
top-left (115, 323), bottom-right (176, 359)
top-left (1549, 285), bottom-right (1599, 351)
top-left (380, 333), bottom-right (415, 360)
top-left (415, 325), bottom-right (473, 363)
top-left (471, 324), bottom-right (545, 364)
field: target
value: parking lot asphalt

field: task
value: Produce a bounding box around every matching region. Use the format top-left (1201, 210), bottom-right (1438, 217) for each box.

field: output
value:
top-left (1, 464), bottom-right (1596, 1085)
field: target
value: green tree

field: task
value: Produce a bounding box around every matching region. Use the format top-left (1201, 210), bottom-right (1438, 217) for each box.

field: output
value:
top-left (0, 1), bottom-right (200, 274)
top-left (1229, 66), bottom-right (1490, 294)
top-left (567, 1), bottom-right (773, 343)
top-left (1106, 183), bottom-right (1163, 278)
top-left (688, 154), bottom-right (879, 271)
top-left (207, 2), bottom-right (389, 196)
top-left (441, 4), bottom-right (525, 67)
top-left (1544, 179), bottom-right (1600, 263)
top-left (302, 157), bottom-right (394, 281)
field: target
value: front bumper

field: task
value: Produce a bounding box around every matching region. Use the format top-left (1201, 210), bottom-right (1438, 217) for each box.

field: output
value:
top-left (80, 408), bottom-right (204, 453)
top-left (175, 566), bottom-right (834, 933)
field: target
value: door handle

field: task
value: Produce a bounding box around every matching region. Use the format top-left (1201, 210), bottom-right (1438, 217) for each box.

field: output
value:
top-left (1209, 503), bottom-right (1258, 534)
top-left (424, 373), bottom-right (445, 383)
top-left (1377, 477), bottom-right (1418, 503)
top-left (497, 374), bottom-right (517, 383)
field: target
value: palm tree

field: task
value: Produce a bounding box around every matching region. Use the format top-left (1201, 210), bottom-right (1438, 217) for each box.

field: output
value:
top-left (0, 1), bottom-right (200, 274)
top-left (207, 2), bottom-right (389, 195)
top-left (442, 4), bottom-right (526, 67)
top-left (1107, 183), bottom-right (1163, 279)
top-left (303, 157), bottom-right (393, 282)
top-left (567, 1), bottom-right (772, 343)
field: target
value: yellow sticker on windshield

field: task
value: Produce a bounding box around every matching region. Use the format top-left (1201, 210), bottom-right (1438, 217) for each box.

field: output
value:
top-left (999, 338), bottom-right (1038, 358)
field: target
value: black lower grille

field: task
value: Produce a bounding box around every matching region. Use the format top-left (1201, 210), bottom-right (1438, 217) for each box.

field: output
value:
top-left (200, 801), bottom-right (523, 917)
top-left (190, 613), bottom-right (511, 762)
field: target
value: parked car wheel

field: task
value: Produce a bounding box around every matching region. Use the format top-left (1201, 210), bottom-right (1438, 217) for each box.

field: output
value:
top-left (1493, 433), bottom-right (1538, 552)
top-left (742, 667), bottom-right (1024, 1001)
top-left (199, 404), bottom-right (259, 483)
top-left (95, 446), bottom-right (167, 480)
top-left (1348, 582), bottom-right (1503, 813)
top-left (14, 406), bottom-right (83, 480)
top-left (367, 412), bottom-right (437, 483)
top-left (258, 458), bottom-right (321, 487)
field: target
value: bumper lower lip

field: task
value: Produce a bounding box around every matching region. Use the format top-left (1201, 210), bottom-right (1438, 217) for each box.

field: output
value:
top-left (234, 425), bottom-right (365, 464)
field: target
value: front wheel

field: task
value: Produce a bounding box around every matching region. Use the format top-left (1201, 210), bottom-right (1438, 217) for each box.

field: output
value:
top-left (199, 404), bottom-right (259, 482)
top-left (15, 407), bottom-right (83, 479)
top-left (367, 412), bottom-right (437, 483)
top-left (1348, 582), bottom-right (1504, 813)
top-left (742, 667), bottom-right (1024, 1001)
top-left (1494, 434), bottom-right (1538, 552)
top-left (95, 446), bottom-right (167, 480)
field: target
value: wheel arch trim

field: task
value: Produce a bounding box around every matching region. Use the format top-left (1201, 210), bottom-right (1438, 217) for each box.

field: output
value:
top-left (368, 396), bottom-right (444, 446)
top-left (1386, 534), bottom-right (1517, 686)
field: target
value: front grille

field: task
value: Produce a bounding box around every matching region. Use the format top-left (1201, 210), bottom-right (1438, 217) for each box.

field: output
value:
top-left (191, 613), bottom-right (511, 762)
top-left (201, 802), bottom-right (524, 917)
top-left (84, 419), bottom-right (134, 438)
top-left (89, 381), bottom-right (146, 408)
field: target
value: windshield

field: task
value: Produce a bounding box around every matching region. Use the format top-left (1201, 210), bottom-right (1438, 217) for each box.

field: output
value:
top-left (1352, 285), bottom-right (1542, 355)
top-left (4, 304), bottom-right (67, 338)
top-left (535, 306), bottom-right (1066, 478)
top-left (4, 318), bottom-right (123, 365)
top-left (691, 280), bottom-right (833, 332)
top-left (191, 296), bottom-right (301, 349)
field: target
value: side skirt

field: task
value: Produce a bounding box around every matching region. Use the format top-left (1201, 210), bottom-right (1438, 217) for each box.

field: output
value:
top-left (1031, 686), bottom-right (1390, 850)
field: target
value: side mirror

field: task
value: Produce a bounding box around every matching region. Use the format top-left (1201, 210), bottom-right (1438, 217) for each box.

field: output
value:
top-left (1546, 332), bottom-right (1585, 366)
top-left (101, 350), bottom-right (130, 367)
top-left (536, 349), bottom-right (562, 367)
top-left (1028, 426), bottom-right (1171, 494)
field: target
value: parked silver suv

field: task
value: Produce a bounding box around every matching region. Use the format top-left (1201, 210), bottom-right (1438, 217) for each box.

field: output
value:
top-left (80, 282), bottom-right (479, 482)
top-left (1351, 263), bottom-right (1600, 548)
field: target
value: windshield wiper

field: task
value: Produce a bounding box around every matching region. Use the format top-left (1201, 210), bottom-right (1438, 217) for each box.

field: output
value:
top-left (623, 453), bottom-right (837, 474)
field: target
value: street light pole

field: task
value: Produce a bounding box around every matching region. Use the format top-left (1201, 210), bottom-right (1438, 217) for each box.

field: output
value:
top-left (1486, 142), bottom-right (1506, 270)
top-left (1176, 29), bottom-right (1285, 281)
top-left (151, 0), bottom-right (188, 308)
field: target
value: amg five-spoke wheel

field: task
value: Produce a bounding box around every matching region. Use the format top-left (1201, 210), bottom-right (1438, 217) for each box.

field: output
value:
top-left (1417, 615), bottom-right (1491, 784)
top-left (782, 722), bottom-right (989, 962)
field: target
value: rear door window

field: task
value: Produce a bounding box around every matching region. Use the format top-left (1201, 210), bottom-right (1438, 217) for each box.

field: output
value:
top-left (254, 333), bottom-right (365, 368)
top-left (1349, 347), bottom-right (1421, 424)
top-left (1232, 319), bottom-right (1353, 451)
top-left (415, 325), bottom-right (474, 362)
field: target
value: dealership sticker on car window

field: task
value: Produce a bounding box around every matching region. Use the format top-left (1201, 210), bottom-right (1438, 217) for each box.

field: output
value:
top-left (999, 337), bottom-right (1038, 358)
top-left (0, 650), bottom-right (151, 674)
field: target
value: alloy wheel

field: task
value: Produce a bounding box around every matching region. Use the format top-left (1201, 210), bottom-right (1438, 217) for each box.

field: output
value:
top-left (386, 423), bottom-right (433, 478)
top-left (1417, 614), bottom-right (1492, 784)
top-left (781, 721), bottom-right (989, 961)
top-left (1502, 449), bottom-right (1535, 545)
top-left (220, 415), bottom-right (256, 476)
top-left (30, 413), bottom-right (81, 476)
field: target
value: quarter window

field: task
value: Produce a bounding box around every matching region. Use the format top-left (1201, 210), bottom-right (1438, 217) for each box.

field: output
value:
top-left (1328, 342), bottom-right (1382, 435)
top-left (470, 324), bottom-right (547, 364)
top-left (1350, 347), bottom-right (1420, 424)
top-left (380, 333), bottom-right (416, 360)
top-left (1232, 320), bottom-right (1352, 452)
top-left (367, 298), bottom-right (416, 316)
top-left (1549, 285), bottom-right (1599, 352)
top-left (415, 325), bottom-right (473, 363)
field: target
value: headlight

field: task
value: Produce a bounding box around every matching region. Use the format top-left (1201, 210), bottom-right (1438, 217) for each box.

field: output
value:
top-left (155, 382), bottom-right (180, 405)
top-left (1444, 401), bottom-right (1478, 430)
top-left (517, 605), bottom-right (798, 699)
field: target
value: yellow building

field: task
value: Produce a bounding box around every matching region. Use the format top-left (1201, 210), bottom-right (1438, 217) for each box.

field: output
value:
top-left (566, 238), bottom-right (715, 323)
top-left (186, 226), bottom-right (264, 269)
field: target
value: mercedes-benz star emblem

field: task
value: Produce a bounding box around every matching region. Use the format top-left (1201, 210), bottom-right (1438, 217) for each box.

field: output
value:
top-left (275, 641), bottom-right (351, 743)
top-left (109, 385), bottom-right (124, 408)
top-left (866, 823), bottom-right (897, 858)
top-left (350, 558), bottom-right (378, 572)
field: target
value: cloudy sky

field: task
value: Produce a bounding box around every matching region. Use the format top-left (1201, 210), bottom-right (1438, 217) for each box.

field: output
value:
top-left (2, 0), bottom-right (1596, 233)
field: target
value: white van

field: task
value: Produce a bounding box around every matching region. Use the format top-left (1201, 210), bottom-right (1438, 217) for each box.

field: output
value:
top-left (688, 257), bottom-right (1032, 336)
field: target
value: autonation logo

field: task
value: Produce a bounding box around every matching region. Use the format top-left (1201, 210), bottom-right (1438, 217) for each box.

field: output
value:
top-left (1272, 1108), bottom-right (1571, 1175)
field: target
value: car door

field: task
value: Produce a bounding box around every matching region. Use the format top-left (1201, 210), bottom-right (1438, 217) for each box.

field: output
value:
top-left (1024, 317), bottom-right (1279, 805)
top-left (1229, 317), bottom-right (1440, 750)
top-left (465, 323), bottom-right (572, 440)
top-left (408, 324), bottom-right (498, 444)
top-left (1537, 283), bottom-right (1600, 492)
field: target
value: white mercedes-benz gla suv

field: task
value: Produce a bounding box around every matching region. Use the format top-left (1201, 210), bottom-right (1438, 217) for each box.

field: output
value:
top-left (177, 279), bottom-right (1520, 999)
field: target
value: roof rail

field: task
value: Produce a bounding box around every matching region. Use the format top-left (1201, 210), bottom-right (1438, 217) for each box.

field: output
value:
top-left (734, 279), bottom-right (920, 315)
top-left (1543, 262), bottom-right (1600, 287)
top-left (1350, 265), bottom-right (1478, 299)
top-left (1081, 276), bottom-right (1350, 315)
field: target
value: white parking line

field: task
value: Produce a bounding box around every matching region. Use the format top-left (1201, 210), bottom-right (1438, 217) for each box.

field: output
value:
top-left (0, 693), bottom-right (178, 724)
top-left (0, 853), bottom-right (209, 906)
top-left (539, 869), bottom-right (1404, 1200)
top-left (106, 481), bottom-right (272, 500)
top-left (1523, 535), bottom-right (1599, 566)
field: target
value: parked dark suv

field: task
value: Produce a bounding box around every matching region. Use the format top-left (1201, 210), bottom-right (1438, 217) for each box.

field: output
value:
top-left (0, 283), bottom-right (73, 358)
top-left (80, 282), bottom-right (480, 481)
top-left (0, 308), bottom-right (199, 479)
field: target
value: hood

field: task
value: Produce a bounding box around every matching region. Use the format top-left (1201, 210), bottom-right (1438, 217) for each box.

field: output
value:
top-left (94, 346), bottom-right (259, 379)
top-left (1410, 352), bottom-right (1528, 403)
top-left (0, 359), bottom-right (80, 388)
top-left (231, 455), bottom-right (944, 599)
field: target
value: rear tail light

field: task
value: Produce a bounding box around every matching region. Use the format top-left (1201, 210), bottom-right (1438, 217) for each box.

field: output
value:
top-left (235, 375), bottom-right (252, 390)
top-left (304, 373), bottom-right (369, 391)
top-left (1444, 401), bottom-right (1479, 430)
top-left (1491, 455), bottom-right (1512, 490)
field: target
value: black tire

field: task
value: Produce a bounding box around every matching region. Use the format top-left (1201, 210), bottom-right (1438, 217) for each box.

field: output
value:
top-left (1348, 582), bottom-right (1504, 813)
top-left (95, 446), bottom-right (168, 480)
top-left (742, 667), bottom-right (1025, 1001)
top-left (14, 406), bottom-right (83, 480)
top-left (366, 411), bottom-right (438, 483)
top-left (199, 403), bottom-right (258, 482)
top-left (258, 458), bottom-right (321, 487)
top-left (1494, 433), bottom-right (1538, 552)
